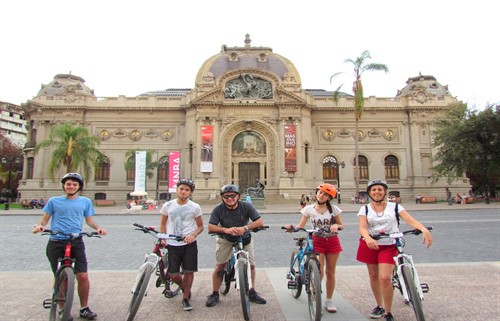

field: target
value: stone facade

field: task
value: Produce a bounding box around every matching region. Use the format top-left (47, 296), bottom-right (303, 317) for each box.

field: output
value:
top-left (19, 36), bottom-right (470, 204)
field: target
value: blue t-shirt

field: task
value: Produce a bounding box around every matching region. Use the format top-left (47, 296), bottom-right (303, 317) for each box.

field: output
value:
top-left (43, 196), bottom-right (95, 240)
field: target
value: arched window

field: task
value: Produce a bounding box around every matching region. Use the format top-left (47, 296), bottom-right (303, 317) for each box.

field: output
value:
top-left (126, 157), bottom-right (135, 181)
top-left (322, 155), bottom-right (339, 182)
top-left (158, 156), bottom-right (169, 186)
top-left (95, 156), bottom-right (110, 181)
top-left (385, 155), bottom-right (400, 180)
top-left (355, 155), bottom-right (369, 180)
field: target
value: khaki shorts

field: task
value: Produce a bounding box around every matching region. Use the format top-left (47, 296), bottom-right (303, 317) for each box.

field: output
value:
top-left (216, 237), bottom-right (256, 265)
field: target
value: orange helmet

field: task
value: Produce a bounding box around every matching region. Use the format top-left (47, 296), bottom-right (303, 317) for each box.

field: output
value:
top-left (316, 183), bottom-right (337, 199)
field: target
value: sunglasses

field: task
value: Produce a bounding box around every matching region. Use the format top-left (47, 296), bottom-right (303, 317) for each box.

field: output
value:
top-left (222, 194), bottom-right (238, 199)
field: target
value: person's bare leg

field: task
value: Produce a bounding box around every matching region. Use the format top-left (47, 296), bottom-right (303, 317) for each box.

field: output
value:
top-left (366, 264), bottom-right (383, 307)
top-left (76, 272), bottom-right (90, 307)
top-left (379, 263), bottom-right (394, 314)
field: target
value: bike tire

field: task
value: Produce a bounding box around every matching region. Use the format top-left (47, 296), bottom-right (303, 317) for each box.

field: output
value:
top-left (158, 256), bottom-right (181, 297)
top-left (289, 249), bottom-right (302, 298)
top-left (221, 258), bottom-right (234, 295)
top-left (401, 265), bottom-right (426, 321)
top-left (126, 264), bottom-right (154, 321)
top-left (307, 260), bottom-right (322, 321)
top-left (237, 258), bottom-right (251, 321)
top-left (49, 267), bottom-right (75, 321)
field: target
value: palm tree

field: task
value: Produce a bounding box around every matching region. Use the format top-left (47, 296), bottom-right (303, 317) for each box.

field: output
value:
top-left (331, 50), bottom-right (388, 196)
top-left (33, 123), bottom-right (103, 182)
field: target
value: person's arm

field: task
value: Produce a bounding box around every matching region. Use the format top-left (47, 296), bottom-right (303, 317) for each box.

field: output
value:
top-left (85, 216), bottom-right (107, 235)
top-left (358, 215), bottom-right (379, 250)
top-left (159, 214), bottom-right (168, 233)
top-left (284, 215), bottom-right (308, 231)
top-left (32, 213), bottom-right (51, 233)
top-left (184, 215), bottom-right (204, 244)
top-left (399, 210), bottom-right (432, 248)
top-left (331, 213), bottom-right (344, 232)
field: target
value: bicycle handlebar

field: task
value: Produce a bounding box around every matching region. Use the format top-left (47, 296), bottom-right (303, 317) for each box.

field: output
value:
top-left (209, 225), bottom-right (270, 236)
top-left (132, 223), bottom-right (184, 241)
top-left (281, 225), bottom-right (337, 236)
top-left (41, 229), bottom-right (101, 239)
top-left (370, 226), bottom-right (433, 240)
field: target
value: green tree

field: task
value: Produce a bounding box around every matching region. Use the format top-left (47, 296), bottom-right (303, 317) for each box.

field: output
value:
top-left (33, 123), bottom-right (103, 182)
top-left (0, 132), bottom-right (23, 196)
top-left (331, 50), bottom-right (389, 195)
top-left (432, 103), bottom-right (500, 198)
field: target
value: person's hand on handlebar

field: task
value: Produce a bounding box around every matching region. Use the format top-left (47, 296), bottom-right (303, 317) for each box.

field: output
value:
top-left (225, 226), bottom-right (246, 236)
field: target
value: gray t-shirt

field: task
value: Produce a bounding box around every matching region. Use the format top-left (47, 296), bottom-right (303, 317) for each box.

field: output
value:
top-left (209, 201), bottom-right (261, 243)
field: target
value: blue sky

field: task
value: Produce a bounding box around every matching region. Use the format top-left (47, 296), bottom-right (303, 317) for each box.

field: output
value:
top-left (1, 0), bottom-right (497, 109)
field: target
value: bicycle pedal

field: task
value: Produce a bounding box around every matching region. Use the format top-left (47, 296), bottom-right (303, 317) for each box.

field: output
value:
top-left (42, 299), bottom-right (52, 309)
top-left (287, 280), bottom-right (298, 289)
top-left (420, 283), bottom-right (430, 293)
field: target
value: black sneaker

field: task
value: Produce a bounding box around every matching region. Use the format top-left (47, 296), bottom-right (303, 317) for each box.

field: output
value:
top-left (182, 298), bottom-right (193, 311)
top-left (206, 293), bottom-right (220, 307)
top-left (58, 309), bottom-right (73, 321)
top-left (249, 289), bottom-right (266, 304)
top-left (384, 312), bottom-right (394, 321)
top-left (79, 307), bottom-right (97, 320)
top-left (370, 306), bottom-right (385, 319)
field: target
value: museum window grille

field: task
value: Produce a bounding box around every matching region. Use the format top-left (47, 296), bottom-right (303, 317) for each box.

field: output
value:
top-left (95, 156), bottom-right (110, 181)
top-left (126, 157), bottom-right (135, 182)
top-left (322, 155), bottom-right (339, 184)
top-left (158, 156), bottom-right (169, 186)
top-left (355, 155), bottom-right (369, 180)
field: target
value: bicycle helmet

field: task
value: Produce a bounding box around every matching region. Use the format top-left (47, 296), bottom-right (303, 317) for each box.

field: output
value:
top-left (367, 179), bottom-right (388, 193)
top-left (316, 183), bottom-right (337, 199)
top-left (176, 178), bottom-right (195, 191)
top-left (61, 173), bottom-right (84, 191)
top-left (220, 184), bottom-right (240, 195)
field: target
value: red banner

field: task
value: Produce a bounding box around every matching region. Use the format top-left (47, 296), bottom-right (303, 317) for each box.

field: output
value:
top-left (284, 125), bottom-right (297, 172)
top-left (168, 151), bottom-right (181, 192)
top-left (200, 125), bottom-right (213, 172)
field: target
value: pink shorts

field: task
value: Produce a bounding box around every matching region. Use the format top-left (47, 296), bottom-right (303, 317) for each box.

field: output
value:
top-left (356, 238), bottom-right (397, 265)
top-left (312, 235), bottom-right (342, 254)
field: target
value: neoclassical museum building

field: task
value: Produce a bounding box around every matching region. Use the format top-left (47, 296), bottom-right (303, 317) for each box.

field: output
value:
top-left (20, 36), bottom-right (470, 204)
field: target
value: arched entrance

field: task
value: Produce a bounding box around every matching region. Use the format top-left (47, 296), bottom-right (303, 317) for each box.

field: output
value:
top-left (220, 121), bottom-right (278, 192)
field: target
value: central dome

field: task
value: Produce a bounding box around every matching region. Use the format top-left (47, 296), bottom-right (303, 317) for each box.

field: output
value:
top-left (195, 34), bottom-right (302, 88)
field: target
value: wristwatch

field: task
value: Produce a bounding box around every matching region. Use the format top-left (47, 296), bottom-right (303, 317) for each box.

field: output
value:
top-left (243, 226), bottom-right (249, 232)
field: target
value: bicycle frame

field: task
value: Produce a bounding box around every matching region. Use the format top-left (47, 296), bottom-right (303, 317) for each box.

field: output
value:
top-left (233, 238), bottom-right (252, 292)
top-left (393, 238), bottom-right (425, 303)
top-left (288, 231), bottom-right (315, 289)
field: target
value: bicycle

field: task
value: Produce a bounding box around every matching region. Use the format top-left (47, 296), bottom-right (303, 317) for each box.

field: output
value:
top-left (283, 226), bottom-right (334, 321)
top-left (370, 227), bottom-right (433, 321)
top-left (210, 226), bottom-right (269, 321)
top-left (41, 230), bottom-right (100, 321)
top-left (126, 223), bottom-right (183, 321)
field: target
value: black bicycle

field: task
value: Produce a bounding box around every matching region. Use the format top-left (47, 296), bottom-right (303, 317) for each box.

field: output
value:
top-left (210, 226), bottom-right (269, 321)
top-left (41, 230), bottom-right (100, 321)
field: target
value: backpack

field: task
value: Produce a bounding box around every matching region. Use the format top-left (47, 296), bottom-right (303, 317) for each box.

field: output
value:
top-left (365, 203), bottom-right (400, 226)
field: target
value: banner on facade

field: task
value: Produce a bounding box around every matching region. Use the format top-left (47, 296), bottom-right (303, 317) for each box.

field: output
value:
top-left (168, 151), bottom-right (181, 193)
top-left (200, 125), bottom-right (213, 172)
top-left (284, 125), bottom-right (297, 172)
top-left (134, 151), bottom-right (147, 193)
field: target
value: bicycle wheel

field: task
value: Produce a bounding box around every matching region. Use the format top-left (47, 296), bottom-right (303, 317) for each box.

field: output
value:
top-left (307, 260), bottom-right (322, 321)
top-left (126, 263), bottom-right (154, 321)
top-left (289, 249), bottom-right (302, 298)
top-left (49, 267), bottom-right (75, 321)
top-left (158, 256), bottom-right (181, 298)
top-left (237, 258), bottom-right (250, 321)
top-left (401, 265), bottom-right (426, 321)
top-left (221, 257), bottom-right (235, 295)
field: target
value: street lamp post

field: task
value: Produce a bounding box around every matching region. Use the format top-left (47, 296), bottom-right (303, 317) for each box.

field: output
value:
top-left (336, 161), bottom-right (346, 204)
top-left (1, 156), bottom-right (21, 211)
top-left (475, 154), bottom-right (492, 204)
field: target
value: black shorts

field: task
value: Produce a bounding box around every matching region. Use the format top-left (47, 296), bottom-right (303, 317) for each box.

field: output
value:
top-left (46, 238), bottom-right (88, 274)
top-left (167, 241), bottom-right (198, 274)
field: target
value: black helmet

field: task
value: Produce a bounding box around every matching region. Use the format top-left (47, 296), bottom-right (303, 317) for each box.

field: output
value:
top-left (220, 184), bottom-right (240, 195)
top-left (367, 179), bottom-right (388, 193)
top-left (61, 173), bottom-right (84, 191)
top-left (176, 178), bottom-right (195, 191)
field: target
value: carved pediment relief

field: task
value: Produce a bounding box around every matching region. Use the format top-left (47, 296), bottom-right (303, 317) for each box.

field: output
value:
top-left (224, 74), bottom-right (273, 99)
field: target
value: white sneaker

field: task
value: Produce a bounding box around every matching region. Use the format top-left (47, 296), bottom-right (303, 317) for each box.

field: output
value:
top-left (324, 299), bottom-right (337, 313)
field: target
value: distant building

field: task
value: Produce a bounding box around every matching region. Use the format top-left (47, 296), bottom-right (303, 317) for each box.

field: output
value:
top-left (20, 35), bottom-right (470, 203)
top-left (0, 101), bottom-right (27, 147)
